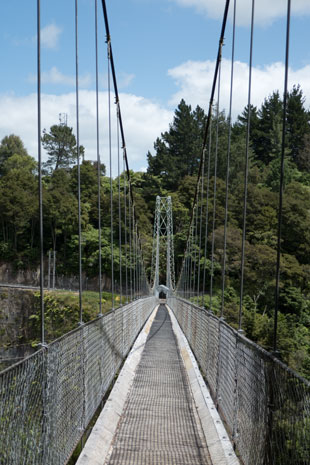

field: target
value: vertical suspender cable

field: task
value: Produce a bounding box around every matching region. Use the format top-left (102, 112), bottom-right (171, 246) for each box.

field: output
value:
top-left (124, 158), bottom-right (128, 302)
top-left (221, 0), bottom-right (236, 319)
top-left (192, 201), bottom-right (199, 302)
top-left (37, 0), bottom-right (45, 345)
top-left (184, 0), bottom-right (230, 252)
top-left (129, 194), bottom-right (133, 301)
top-left (210, 63), bottom-right (222, 311)
top-left (202, 121), bottom-right (212, 307)
top-left (274, 0), bottom-right (291, 354)
top-left (95, 0), bottom-right (102, 315)
top-left (197, 151), bottom-right (206, 303)
top-left (176, 0), bottom-right (229, 298)
top-left (100, 0), bottom-right (150, 295)
top-left (107, 43), bottom-right (114, 309)
top-left (133, 214), bottom-right (136, 299)
top-left (117, 107), bottom-right (122, 304)
top-left (239, 0), bottom-right (255, 332)
top-left (188, 226), bottom-right (193, 299)
top-left (75, 0), bottom-right (83, 324)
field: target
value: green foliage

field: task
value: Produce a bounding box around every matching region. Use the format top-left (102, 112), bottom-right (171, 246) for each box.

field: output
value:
top-left (30, 290), bottom-right (121, 344)
top-left (42, 123), bottom-right (85, 173)
top-left (147, 99), bottom-right (207, 190)
top-left (2, 89), bottom-right (310, 381)
top-left (0, 134), bottom-right (29, 175)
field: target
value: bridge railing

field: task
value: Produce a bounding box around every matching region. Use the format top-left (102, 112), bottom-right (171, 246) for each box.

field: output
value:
top-left (0, 296), bottom-right (157, 465)
top-left (168, 296), bottom-right (310, 465)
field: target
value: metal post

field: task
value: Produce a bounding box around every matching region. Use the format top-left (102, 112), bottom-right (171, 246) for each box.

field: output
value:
top-left (48, 251), bottom-right (51, 290)
top-left (52, 250), bottom-right (56, 289)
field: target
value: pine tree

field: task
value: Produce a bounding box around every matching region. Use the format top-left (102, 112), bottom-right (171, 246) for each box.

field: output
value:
top-left (42, 124), bottom-right (84, 173)
top-left (0, 134), bottom-right (29, 175)
top-left (286, 85), bottom-right (310, 167)
top-left (147, 99), bottom-right (206, 190)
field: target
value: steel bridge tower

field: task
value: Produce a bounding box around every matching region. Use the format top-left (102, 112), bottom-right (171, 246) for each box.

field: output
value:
top-left (151, 196), bottom-right (175, 295)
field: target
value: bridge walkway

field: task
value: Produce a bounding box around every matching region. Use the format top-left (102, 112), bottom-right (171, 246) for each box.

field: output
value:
top-left (105, 304), bottom-right (211, 464)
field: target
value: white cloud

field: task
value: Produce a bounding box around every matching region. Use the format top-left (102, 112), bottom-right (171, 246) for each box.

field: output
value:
top-left (171, 0), bottom-right (310, 26)
top-left (99, 72), bottom-right (135, 90)
top-left (41, 23), bottom-right (62, 49)
top-left (0, 91), bottom-right (172, 174)
top-left (168, 58), bottom-right (310, 118)
top-left (29, 67), bottom-right (92, 88)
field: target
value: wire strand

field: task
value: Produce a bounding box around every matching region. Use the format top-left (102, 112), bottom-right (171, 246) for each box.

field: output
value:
top-left (117, 106), bottom-right (122, 304)
top-left (239, 0), bottom-right (255, 332)
top-left (75, 0), bottom-right (83, 324)
top-left (221, 0), bottom-right (236, 318)
top-left (95, 0), bottom-right (102, 316)
top-left (274, 0), bottom-right (291, 353)
top-left (37, 0), bottom-right (45, 345)
top-left (210, 62), bottom-right (221, 311)
top-left (107, 43), bottom-right (114, 309)
top-left (202, 119), bottom-right (213, 307)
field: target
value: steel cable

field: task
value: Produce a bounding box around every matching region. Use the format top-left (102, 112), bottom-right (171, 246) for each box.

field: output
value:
top-left (221, 0), bottom-right (236, 319)
top-left (36, 0), bottom-right (45, 344)
top-left (176, 0), bottom-right (230, 292)
top-left (107, 43), bottom-right (115, 309)
top-left (117, 106), bottom-right (122, 304)
top-left (210, 62), bottom-right (222, 312)
top-left (192, 200), bottom-right (199, 303)
top-left (239, 0), bottom-right (255, 332)
top-left (95, 0), bottom-right (103, 315)
top-left (128, 194), bottom-right (133, 301)
top-left (202, 120), bottom-right (213, 308)
top-left (197, 151), bottom-right (206, 304)
top-left (75, 0), bottom-right (83, 323)
top-left (274, 0), bottom-right (291, 353)
top-left (123, 159), bottom-right (128, 302)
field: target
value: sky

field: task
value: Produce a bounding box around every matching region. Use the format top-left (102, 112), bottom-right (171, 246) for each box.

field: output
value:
top-left (1, 0), bottom-right (310, 173)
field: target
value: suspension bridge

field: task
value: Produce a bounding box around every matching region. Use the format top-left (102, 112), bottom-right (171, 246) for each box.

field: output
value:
top-left (1, 0), bottom-right (310, 464)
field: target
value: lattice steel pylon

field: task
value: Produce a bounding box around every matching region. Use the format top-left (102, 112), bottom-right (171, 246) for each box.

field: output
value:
top-left (151, 196), bottom-right (175, 294)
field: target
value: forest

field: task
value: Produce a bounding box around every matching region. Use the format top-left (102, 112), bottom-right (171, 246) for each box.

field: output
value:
top-left (0, 85), bottom-right (310, 379)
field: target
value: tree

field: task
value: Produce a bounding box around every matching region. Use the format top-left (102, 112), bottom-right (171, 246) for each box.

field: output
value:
top-left (42, 124), bottom-right (84, 172)
top-left (286, 85), bottom-right (310, 164)
top-left (0, 134), bottom-right (29, 175)
top-left (147, 99), bottom-right (207, 190)
top-left (255, 91), bottom-right (283, 164)
top-left (44, 169), bottom-right (78, 255)
top-left (0, 154), bottom-right (37, 250)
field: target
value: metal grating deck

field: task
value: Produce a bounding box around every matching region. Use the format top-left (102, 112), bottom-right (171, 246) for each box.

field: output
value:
top-left (106, 304), bottom-right (212, 465)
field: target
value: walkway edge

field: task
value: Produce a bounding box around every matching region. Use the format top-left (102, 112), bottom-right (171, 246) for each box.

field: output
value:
top-left (76, 304), bottom-right (159, 465)
top-left (167, 305), bottom-right (240, 465)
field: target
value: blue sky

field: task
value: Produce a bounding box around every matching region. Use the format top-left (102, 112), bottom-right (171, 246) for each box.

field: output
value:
top-left (1, 0), bottom-right (310, 172)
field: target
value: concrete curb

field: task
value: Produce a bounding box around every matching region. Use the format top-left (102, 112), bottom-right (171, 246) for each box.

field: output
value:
top-left (76, 305), bottom-right (159, 465)
top-left (167, 305), bottom-right (240, 465)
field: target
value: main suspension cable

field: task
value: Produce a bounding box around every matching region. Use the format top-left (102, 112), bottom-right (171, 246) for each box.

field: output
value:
top-left (177, 0), bottom-right (230, 293)
top-left (100, 0), bottom-right (149, 291)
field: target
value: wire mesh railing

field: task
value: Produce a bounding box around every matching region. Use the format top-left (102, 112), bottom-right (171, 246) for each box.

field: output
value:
top-left (0, 296), bottom-right (157, 465)
top-left (167, 296), bottom-right (310, 465)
